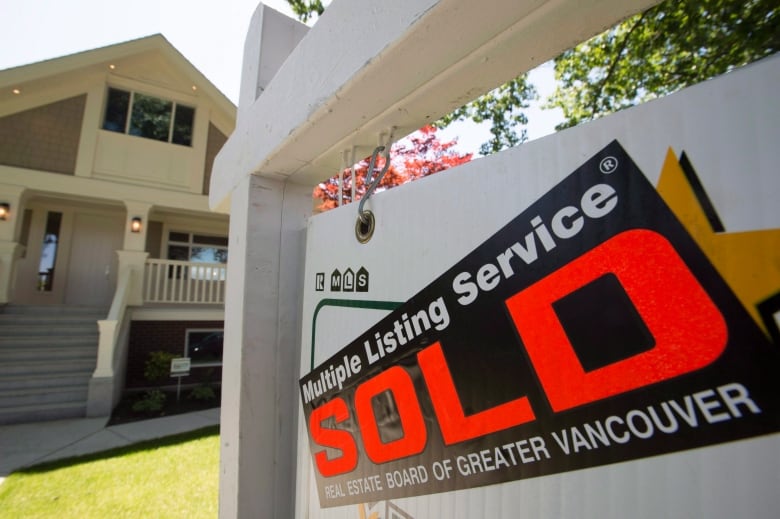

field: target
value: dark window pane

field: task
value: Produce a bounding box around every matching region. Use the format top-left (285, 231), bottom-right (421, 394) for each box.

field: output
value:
top-left (102, 88), bottom-right (130, 132)
top-left (188, 331), bottom-right (223, 364)
top-left (172, 104), bottom-right (194, 146)
top-left (193, 234), bottom-right (228, 246)
top-left (129, 93), bottom-right (172, 142)
top-left (38, 212), bottom-right (63, 291)
top-left (169, 231), bottom-right (189, 242)
top-left (168, 245), bottom-right (189, 261)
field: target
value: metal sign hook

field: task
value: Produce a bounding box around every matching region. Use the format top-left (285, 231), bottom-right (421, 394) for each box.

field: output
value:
top-left (359, 145), bottom-right (390, 217)
top-left (355, 129), bottom-right (394, 243)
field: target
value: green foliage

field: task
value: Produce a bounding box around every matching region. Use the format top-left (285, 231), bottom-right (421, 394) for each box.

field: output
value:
top-left (129, 94), bottom-right (172, 142)
top-left (143, 351), bottom-right (176, 382)
top-left (0, 427), bottom-right (219, 518)
top-left (436, 76), bottom-right (536, 155)
top-left (548, 0), bottom-right (780, 129)
top-left (287, 0), bottom-right (324, 22)
top-left (131, 389), bottom-right (166, 413)
top-left (188, 385), bottom-right (217, 402)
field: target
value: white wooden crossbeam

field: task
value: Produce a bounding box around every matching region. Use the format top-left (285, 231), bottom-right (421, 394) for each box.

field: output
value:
top-left (211, 0), bottom-right (659, 210)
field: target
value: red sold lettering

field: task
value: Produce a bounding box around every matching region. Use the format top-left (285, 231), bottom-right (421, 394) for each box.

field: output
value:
top-left (355, 366), bottom-right (427, 463)
top-left (505, 229), bottom-right (728, 412)
top-left (308, 229), bottom-right (728, 478)
top-left (309, 397), bottom-right (357, 477)
top-left (417, 341), bottom-right (535, 445)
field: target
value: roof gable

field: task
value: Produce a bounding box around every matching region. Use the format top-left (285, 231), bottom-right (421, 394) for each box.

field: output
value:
top-left (1, 34), bottom-right (235, 120)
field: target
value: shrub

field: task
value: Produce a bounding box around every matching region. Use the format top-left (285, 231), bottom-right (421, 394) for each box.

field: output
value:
top-left (132, 389), bottom-right (167, 413)
top-left (143, 351), bottom-right (177, 382)
top-left (188, 385), bottom-right (217, 402)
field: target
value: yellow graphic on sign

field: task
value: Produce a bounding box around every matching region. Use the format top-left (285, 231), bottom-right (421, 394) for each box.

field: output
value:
top-left (358, 503), bottom-right (380, 519)
top-left (357, 500), bottom-right (414, 518)
top-left (657, 148), bottom-right (780, 338)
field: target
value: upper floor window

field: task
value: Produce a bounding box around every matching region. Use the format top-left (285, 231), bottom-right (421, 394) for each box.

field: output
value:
top-left (102, 87), bottom-right (194, 146)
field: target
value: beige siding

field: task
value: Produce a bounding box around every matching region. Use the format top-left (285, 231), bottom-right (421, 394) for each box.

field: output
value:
top-left (0, 94), bottom-right (86, 174)
top-left (145, 220), bottom-right (163, 258)
top-left (202, 122), bottom-right (228, 195)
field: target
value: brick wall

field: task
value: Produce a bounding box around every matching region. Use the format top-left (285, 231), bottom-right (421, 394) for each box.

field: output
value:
top-left (126, 320), bottom-right (224, 389)
top-left (0, 94), bottom-right (86, 174)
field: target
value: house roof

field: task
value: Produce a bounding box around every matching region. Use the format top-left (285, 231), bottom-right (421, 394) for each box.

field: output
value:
top-left (0, 34), bottom-right (236, 120)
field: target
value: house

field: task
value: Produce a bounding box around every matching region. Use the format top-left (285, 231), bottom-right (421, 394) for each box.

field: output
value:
top-left (0, 35), bottom-right (235, 424)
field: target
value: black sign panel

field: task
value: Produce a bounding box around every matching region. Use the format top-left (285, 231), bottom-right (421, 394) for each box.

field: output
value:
top-left (299, 141), bottom-right (780, 507)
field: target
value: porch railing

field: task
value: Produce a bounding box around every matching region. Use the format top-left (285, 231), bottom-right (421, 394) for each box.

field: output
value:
top-left (143, 259), bottom-right (226, 304)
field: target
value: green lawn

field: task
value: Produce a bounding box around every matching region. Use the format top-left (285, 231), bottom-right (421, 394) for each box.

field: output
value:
top-left (0, 426), bottom-right (219, 519)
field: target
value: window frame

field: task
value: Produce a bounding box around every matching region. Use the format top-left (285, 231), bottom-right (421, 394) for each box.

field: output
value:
top-left (101, 87), bottom-right (195, 146)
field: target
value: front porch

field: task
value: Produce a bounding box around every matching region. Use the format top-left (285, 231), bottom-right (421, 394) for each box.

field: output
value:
top-left (89, 255), bottom-right (226, 419)
top-left (0, 257), bottom-right (226, 424)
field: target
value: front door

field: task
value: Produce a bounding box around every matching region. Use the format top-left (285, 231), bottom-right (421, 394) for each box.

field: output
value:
top-left (64, 212), bottom-right (124, 307)
top-left (13, 203), bottom-right (124, 308)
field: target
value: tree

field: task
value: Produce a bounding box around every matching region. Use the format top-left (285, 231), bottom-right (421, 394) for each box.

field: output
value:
top-left (435, 76), bottom-right (536, 156)
top-left (287, 0), bottom-right (324, 22)
top-left (547, 0), bottom-right (780, 129)
top-left (313, 125), bottom-right (472, 211)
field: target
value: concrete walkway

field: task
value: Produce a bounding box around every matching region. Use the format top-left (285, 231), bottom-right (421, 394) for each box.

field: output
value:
top-left (0, 408), bottom-right (219, 485)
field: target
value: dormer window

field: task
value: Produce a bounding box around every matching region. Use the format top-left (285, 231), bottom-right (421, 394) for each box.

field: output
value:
top-left (102, 87), bottom-right (194, 146)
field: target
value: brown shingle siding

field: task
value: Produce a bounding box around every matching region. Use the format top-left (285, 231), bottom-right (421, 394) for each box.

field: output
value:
top-left (0, 94), bottom-right (86, 174)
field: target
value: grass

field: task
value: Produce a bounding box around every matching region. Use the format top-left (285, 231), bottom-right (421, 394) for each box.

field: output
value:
top-left (0, 426), bottom-right (219, 519)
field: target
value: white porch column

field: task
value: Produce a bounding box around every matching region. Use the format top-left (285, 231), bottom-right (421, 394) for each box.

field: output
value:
top-left (0, 185), bottom-right (26, 304)
top-left (87, 200), bottom-right (152, 416)
top-left (119, 200), bottom-right (152, 305)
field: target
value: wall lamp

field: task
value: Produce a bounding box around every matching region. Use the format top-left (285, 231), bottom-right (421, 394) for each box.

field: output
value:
top-left (130, 216), bottom-right (142, 233)
top-left (0, 203), bottom-right (9, 221)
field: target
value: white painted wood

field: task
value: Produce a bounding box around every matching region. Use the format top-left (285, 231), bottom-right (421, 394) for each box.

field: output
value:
top-left (210, 0), bottom-right (658, 207)
top-left (238, 5), bottom-right (308, 124)
top-left (142, 258), bottom-right (226, 304)
top-left (130, 307), bottom-right (224, 321)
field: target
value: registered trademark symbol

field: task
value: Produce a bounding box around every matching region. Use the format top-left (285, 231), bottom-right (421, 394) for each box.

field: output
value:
top-left (599, 156), bottom-right (618, 174)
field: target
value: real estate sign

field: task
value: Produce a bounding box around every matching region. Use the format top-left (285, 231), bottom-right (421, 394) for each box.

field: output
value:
top-left (296, 56), bottom-right (780, 518)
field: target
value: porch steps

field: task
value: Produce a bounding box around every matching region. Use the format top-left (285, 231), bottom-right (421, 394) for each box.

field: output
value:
top-left (0, 305), bottom-right (104, 425)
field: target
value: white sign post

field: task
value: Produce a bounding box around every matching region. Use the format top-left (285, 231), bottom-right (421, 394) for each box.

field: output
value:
top-left (211, 1), bottom-right (664, 517)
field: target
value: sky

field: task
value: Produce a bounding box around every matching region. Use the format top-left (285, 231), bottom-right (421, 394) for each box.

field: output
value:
top-left (0, 0), bottom-right (563, 155)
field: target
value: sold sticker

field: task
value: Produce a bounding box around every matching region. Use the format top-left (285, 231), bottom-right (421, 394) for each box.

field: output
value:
top-left (299, 140), bottom-right (780, 507)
